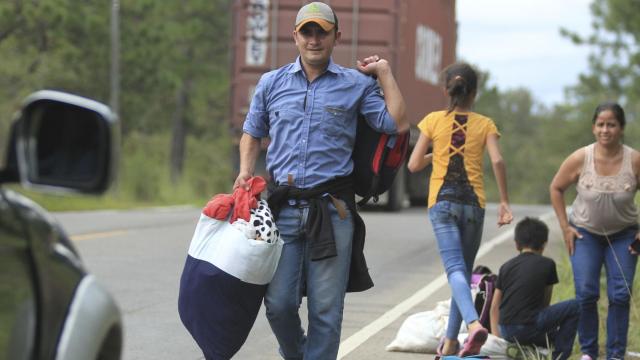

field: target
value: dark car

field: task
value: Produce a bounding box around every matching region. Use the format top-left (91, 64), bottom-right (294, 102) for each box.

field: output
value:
top-left (0, 90), bottom-right (122, 359)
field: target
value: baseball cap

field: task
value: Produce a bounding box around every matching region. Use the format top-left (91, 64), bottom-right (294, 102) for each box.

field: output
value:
top-left (295, 2), bottom-right (336, 32)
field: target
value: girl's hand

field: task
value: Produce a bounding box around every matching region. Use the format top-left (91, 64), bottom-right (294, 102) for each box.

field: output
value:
top-left (563, 226), bottom-right (581, 256)
top-left (497, 202), bottom-right (513, 226)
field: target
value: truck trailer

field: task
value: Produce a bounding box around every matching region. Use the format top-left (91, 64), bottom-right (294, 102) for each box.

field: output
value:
top-left (230, 0), bottom-right (457, 210)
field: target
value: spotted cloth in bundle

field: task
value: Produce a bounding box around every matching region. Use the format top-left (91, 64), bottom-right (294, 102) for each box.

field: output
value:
top-left (232, 200), bottom-right (280, 244)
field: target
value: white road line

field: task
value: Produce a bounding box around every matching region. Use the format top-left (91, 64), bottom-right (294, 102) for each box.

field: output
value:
top-left (337, 211), bottom-right (556, 359)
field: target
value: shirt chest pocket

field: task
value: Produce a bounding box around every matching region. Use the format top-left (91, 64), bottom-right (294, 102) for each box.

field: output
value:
top-left (268, 109), bottom-right (296, 131)
top-left (322, 106), bottom-right (347, 137)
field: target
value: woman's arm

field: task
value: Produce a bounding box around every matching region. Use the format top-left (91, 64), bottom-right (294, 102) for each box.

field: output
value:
top-left (629, 148), bottom-right (640, 255)
top-left (486, 133), bottom-right (513, 226)
top-left (631, 147), bottom-right (640, 187)
top-left (549, 148), bottom-right (584, 255)
top-left (407, 133), bottom-right (432, 173)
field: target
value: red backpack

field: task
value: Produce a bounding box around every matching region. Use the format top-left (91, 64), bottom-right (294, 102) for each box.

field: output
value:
top-left (352, 115), bottom-right (409, 206)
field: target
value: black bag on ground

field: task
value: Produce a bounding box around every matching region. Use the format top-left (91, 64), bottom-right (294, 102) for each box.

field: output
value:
top-left (352, 114), bottom-right (409, 206)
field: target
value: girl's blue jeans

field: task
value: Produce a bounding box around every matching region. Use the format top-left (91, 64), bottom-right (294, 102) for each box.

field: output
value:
top-left (570, 224), bottom-right (638, 360)
top-left (429, 200), bottom-right (485, 340)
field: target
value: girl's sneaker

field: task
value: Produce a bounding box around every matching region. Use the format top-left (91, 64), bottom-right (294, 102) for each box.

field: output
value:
top-left (435, 337), bottom-right (460, 360)
top-left (458, 327), bottom-right (488, 357)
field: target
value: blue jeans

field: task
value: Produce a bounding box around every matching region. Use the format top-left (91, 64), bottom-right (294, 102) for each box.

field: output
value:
top-left (429, 200), bottom-right (485, 339)
top-left (500, 299), bottom-right (580, 360)
top-left (571, 225), bottom-right (638, 360)
top-left (264, 200), bottom-right (353, 360)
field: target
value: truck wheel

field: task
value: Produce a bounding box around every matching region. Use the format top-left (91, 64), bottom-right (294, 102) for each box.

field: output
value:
top-left (386, 165), bottom-right (406, 211)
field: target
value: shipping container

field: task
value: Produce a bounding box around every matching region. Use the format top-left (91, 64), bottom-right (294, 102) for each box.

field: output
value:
top-left (230, 0), bottom-right (457, 210)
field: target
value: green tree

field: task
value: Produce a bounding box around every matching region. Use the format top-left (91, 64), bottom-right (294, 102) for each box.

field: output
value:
top-left (0, 1), bottom-right (234, 205)
top-left (474, 0), bottom-right (640, 205)
top-left (473, 72), bottom-right (593, 204)
top-left (561, 0), bottom-right (640, 126)
top-left (119, 1), bottom-right (231, 185)
top-left (475, 76), bottom-right (548, 203)
top-left (0, 0), bottom-right (110, 167)
top-left (0, 0), bottom-right (110, 100)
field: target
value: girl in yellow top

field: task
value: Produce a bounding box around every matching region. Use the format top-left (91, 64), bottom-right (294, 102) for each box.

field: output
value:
top-left (408, 62), bottom-right (513, 357)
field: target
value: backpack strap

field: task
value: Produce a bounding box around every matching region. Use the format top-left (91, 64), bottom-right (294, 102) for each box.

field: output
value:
top-left (356, 177), bottom-right (381, 207)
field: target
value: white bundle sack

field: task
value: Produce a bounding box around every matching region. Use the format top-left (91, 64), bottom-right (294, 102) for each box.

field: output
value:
top-left (187, 200), bottom-right (283, 285)
top-left (385, 300), bottom-right (450, 352)
top-left (385, 298), bottom-right (512, 356)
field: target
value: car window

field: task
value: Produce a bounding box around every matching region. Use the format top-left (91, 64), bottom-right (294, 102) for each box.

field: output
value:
top-left (0, 190), bottom-right (36, 359)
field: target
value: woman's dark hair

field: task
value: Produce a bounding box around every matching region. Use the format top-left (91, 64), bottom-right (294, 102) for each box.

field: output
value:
top-left (443, 62), bottom-right (478, 114)
top-left (592, 101), bottom-right (626, 128)
top-left (514, 217), bottom-right (548, 251)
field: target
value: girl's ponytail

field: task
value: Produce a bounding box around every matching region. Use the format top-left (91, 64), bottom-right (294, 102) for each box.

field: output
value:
top-left (443, 63), bottom-right (478, 114)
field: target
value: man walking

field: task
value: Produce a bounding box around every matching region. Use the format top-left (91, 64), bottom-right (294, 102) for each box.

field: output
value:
top-left (235, 2), bottom-right (408, 359)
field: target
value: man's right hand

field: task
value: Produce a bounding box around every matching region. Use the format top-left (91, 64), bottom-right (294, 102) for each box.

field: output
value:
top-left (234, 171), bottom-right (252, 191)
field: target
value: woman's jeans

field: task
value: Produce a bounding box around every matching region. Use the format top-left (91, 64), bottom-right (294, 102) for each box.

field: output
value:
top-left (264, 200), bottom-right (353, 360)
top-left (429, 200), bottom-right (485, 339)
top-left (499, 299), bottom-right (580, 360)
top-left (571, 225), bottom-right (638, 360)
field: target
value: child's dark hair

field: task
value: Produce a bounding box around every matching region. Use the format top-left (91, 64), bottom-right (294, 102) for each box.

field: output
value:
top-left (592, 101), bottom-right (625, 128)
top-left (443, 62), bottom-right (478, 114)
top-left (514, 217), bottom-right (549, 251)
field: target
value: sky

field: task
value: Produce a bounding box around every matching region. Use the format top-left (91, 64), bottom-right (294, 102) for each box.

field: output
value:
top-left (456, 0), bottom-right (594, 107)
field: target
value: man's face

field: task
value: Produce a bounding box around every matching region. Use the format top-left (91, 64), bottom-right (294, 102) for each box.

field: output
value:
top-left (293, 22), bottom-right (340, 68)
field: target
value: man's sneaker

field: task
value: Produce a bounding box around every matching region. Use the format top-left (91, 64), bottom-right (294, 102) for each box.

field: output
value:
top-left (580, 355), bottom-right (594, 360)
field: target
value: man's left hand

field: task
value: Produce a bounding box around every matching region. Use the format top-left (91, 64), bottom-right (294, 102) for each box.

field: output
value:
top-left (357, 55), bottom-right (390, 76)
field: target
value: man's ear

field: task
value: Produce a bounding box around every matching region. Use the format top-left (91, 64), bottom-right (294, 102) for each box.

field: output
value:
top-left (334, 30), bottom-right (341, 44)
top-left (293, 30), bottom-right (298, 45)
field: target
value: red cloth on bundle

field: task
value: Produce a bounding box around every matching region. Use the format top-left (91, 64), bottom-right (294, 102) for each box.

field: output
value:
top-left (202, 176), bottom-right (267, 223)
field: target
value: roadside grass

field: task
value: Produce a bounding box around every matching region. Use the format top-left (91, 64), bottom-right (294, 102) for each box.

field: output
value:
top-left (506, 340), bottom-right (554, 360)
top-left (552, 242), bottom-right (640, 356)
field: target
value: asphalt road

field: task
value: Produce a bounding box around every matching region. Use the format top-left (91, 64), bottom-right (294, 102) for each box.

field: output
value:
top-left (54, 203), bottom-right (558, 360)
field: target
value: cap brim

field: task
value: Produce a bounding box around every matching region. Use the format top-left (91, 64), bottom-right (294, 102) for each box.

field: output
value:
top-left (295, 19), bottom-right (334, 32)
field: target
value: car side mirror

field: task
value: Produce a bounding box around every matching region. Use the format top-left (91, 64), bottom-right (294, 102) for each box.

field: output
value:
top-left (14, 90), bottom-right (119, 194)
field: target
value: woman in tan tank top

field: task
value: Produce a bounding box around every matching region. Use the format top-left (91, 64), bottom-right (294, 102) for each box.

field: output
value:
top-left (550, 102), bottom-right (640, 360)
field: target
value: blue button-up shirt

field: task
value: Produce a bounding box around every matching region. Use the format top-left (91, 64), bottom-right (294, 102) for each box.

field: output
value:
top-left (243, 57), bottom-right (398, 188)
